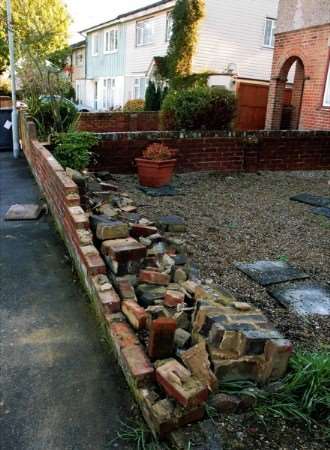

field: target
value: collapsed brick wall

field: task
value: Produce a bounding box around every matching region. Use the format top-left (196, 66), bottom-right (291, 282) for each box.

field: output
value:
top-left (91, 131), bottom-right (330, 173)
top-left (77, 111), bottom-right (161, 133)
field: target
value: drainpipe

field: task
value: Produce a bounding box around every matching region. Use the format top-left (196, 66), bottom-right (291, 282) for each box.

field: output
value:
top-left (6, 0), bottom-right (20, 159)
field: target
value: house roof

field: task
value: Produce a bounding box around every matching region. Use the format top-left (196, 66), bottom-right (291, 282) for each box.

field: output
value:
top-left (70, 40), bottom-right (86, 50)
top-left (80, 0), bottom-right (173, 33)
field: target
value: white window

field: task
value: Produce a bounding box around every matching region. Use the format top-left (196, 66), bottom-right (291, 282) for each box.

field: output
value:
top-left (323, 62), bottom-right (330, 107)
top-left (104, 29), bottom-right (118, 53)
top-left (103, 78), bottom-right (116, 109)
top-left (133, 78), bottom-right (147, 100)
top-left (92, 32), bottom-right (100, 56)
top-left (166, 12), bottom-right (173, 42)
top-left (75, 80), bottom-right (84, 105)
top-left (263, 18), bottom-right (276, 48)
top-left (136, 19), bottom-right (154, 46)
top-left (75, 51), bottom-right (84, 67)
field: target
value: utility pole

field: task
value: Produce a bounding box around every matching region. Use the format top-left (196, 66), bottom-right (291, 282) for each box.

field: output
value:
top-left (6, 0), bottom-right (20, 158)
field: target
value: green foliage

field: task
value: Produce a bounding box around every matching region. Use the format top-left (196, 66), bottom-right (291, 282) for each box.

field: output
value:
top-left (27, 96), bottom-right (77, 139)
top-left (53, 131), bottom-right (99, 171)
top-left (0, 77), bottom-right (11, 95)
top-left (108, 420), bottom-right (169, 450)
top-left (161, 85), bottom-right (236, 130)
top-left (170, 71), bottom-right (213, 90)
top-left (48, 46), bottom-right (72, 70)
top-left (123, 99), bottom-right (145, 112)
top-left (0, 0), bottom-right (70, 72)
top-left (157, 0), bottom-right (205, 79)
top-left (144, 81), bottom-right (168, 111)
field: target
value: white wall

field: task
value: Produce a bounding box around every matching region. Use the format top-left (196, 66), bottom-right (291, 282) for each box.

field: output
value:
top-left (193, 0), bottom-right (279, 81)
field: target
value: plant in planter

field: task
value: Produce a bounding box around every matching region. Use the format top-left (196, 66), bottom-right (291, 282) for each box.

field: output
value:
top-left (135, 143), bottom-right (177, 188)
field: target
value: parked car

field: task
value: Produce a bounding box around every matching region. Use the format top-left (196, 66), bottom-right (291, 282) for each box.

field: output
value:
top-left (39, 95), bottom-right (91, 112)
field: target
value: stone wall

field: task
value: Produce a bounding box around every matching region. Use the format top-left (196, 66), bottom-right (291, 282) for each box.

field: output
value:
top-left (91, 130), bottom-right (330, 173)
top-left (77, 111), bottom-right (161, 133)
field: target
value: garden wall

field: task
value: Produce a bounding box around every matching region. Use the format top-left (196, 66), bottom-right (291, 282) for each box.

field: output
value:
top-left (91, 130), bottom-right (330, 174)
top-left (77, 111), bottom-right (160, 133)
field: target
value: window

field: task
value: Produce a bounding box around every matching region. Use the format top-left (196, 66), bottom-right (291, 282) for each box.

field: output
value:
top-left (323, 62), bottom-right (330, 107)
top-left (75, 51), bottom-right (84, 67)
top-left (166, 12), bottom-right (173, 42)
top-left (103, 78), bottom-right (116, 109)
top-left (136, 19), bottom-right (154, 46)
top-left (92, 32), bottom-right (100, 56)
top-left (133, 78), bottom-right (147, 100)
top-left (104, 29), bottom-right (118, 53)
top-left (263, 18), bottom-right (276, 47)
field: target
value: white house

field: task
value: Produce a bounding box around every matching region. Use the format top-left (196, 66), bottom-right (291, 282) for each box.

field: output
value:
top-left (79, 0), bottom-right (279, 111)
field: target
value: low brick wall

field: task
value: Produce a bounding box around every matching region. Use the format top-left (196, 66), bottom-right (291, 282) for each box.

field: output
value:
top-left (77, 111), bottom-right (160, 133)
top-left (91, 130), bottom-right (330, 173)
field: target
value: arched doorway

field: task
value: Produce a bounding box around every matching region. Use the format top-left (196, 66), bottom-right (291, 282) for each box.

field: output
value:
top-left (266, 56), bottom-right (306, 130)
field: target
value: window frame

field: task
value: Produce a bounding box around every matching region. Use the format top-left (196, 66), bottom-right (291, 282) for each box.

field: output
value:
top-left (103, 78), bottom-right (116, 110)
top-left (75, 50), bottom-right (84, 67)
top-left (323, 59), bottom-right (330, 107)
top-left (263, 17), bottom-right (276, 48)
top-left (136, 18), bottom-right (154, 47)
top-left (91, 32), bottom-right (100, 56)
top-left (133, 77), bottom-right (147, 100)
top-left (166, 11), bottom-right (173, 42)
top-left (104, 28), bottom-right (119, 54)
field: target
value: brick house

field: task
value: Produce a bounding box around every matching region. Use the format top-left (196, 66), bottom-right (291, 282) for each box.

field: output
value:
top-left (266, 0), bottom-right (330, 130)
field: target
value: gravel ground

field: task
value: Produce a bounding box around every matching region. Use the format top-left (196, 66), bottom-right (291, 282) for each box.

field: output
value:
top-left (112, 170), bottom-right (330, 450)
top-left (115, 170), bottom-right (330, 350)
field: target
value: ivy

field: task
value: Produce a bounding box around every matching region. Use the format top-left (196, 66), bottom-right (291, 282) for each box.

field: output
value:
top-left (157, 0), bottom-right (205, 80)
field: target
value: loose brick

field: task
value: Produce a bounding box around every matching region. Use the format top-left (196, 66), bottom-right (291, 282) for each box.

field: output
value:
top-left (109, 321), bottom-right (140, 351)
top-left (121, 345), bottom-right (154, 387)
top-left (96, 221), bottom-right (129, 240)
top-left (181, 342), bottom-right (218, 391)
top-left (164, 290), bottom-right (185, 308)
top-left (122, 299), bottom-right (147, 330)
top-left (139, 270), bottom-right (170, 286)
top-left (148, 318), bottom-right (177, 359)
top-left (101, 237), bottom-right (147, 263)
top-left (264, 338), bottom-right (293, 380)
top-left (98, 286), bottom-right (121, 314)
top-left (156, 359), bottom-right (208, 408)
top-left (130, 224), bottom-right (158, 239)
top-left (117, 279), bottom-right (137, 301)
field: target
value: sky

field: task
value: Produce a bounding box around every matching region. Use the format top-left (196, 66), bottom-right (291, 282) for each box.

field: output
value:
top-left (65, 0), bottom-right (155, 43)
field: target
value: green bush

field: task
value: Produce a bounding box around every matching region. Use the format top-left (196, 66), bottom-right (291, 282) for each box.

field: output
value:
top-left (53, 131), bottom-right (100, 171)
top-left (161, 85), bottom-right (236, 130)
top-left (123, 99), bottom-right (145, 112)
top-left (144, 81), bottom-right (168, 111)
top-left (0, 77), bottom-right (11, 95)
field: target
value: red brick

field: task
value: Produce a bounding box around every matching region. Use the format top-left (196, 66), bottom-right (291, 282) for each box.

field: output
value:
top-left (109, 321), bottom-right (140, 350)
top-left (117, 279), bottom-right (137, 301)
top-left (139, 270), bottom-right (170, 286)
top-left (156, 359), bottom-right (208, 408)
top-left (148, 318), bottom-right (176, 359)
top-left (101, 237), bottom-right (147, 263)
top-left (122, 299), bottom-right (147, 330)
top-left (122, 345), bottom-right (154, 386)
top-left (164, 290), bottom-right (185, 308)
top-left (98, 287), bottom-right (121, 314)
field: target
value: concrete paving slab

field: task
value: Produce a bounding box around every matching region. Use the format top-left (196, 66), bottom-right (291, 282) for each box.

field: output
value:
top-left (290, 193), bottom-right (330, 207)
top-left (5, 203), bottom-right (42, 220)
top-left (311, 206), bottom-right (330, 219)
top-left (268, 283), bottom-right (330, 316)
top-left (235, 260), bottom-right (309, 286)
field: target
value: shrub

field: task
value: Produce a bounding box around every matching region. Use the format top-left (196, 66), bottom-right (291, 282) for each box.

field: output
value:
top-left (142, 143), bottom-right (176, 160)
top-left (123, 99), bottom-right (145, 112)
top-left (0, 77), bottom-right (11, 95)
top-left (161, 85), bottom-right (236, 130)
top-left (53, 131), bottom-right (99, 171)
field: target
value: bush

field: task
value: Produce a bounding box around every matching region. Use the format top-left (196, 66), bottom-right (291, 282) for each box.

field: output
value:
top-left (123, 99), bottom-right (145, 112)
top-left (27, 96), bottom-right (78, 139)
top-left (0, 77), bottom-right (11, 95)
top-left (161, 85), bottom-right (236, 130)
top-left (142, 143), bottom-right (176, 160)
top-left (53, 131), bottom-right (100, 171)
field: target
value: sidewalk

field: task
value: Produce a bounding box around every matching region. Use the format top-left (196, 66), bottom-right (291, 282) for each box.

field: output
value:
top-left (0, 152), bottom-right (134, 450)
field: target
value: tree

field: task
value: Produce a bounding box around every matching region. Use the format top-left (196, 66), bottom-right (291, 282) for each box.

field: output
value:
top-left (0, 0), bottom-right (70, 73)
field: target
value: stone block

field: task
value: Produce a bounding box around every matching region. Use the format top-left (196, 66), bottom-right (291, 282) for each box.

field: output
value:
top-left (156, 359), bottom-right (208, 408)
top-left (121, 345), bottom-right (154, 387)
top-left (139, 269), bottom-right (170, 286)
top-left (122, 300), bottom-right (147, 330)
top-left (164, 290), bottom-right (185, 308)
top-left (148, 318), bottom-right (176, 359)
top-left (181, 342), bottom-right (218, 391)
top-left (95, 220), bottom-right (129, 241)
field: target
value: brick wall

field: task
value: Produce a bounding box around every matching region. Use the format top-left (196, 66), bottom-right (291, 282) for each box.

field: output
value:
top-left (266, 23), bottom-right (330, 130)
top-left (91, 130), bottom-right (330, 174)
top-left (77, 111), bottom-right (161, 133)
top-left (19, 113), bottom-right (106, 278)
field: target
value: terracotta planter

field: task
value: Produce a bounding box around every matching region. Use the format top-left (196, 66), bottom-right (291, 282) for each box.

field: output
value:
top-left (135, 158), bottom-right (177, 188)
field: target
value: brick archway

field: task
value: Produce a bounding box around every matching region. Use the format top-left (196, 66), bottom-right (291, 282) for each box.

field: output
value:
top-left (266, 56), bottom-right (305, 130)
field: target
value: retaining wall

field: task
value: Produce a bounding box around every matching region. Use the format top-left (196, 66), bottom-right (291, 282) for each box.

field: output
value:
top-left (77, 111), bottom-right (160, 133)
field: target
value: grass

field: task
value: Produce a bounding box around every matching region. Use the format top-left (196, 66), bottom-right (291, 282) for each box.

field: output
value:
top-left (218, 350), bottom-right (330, 434)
